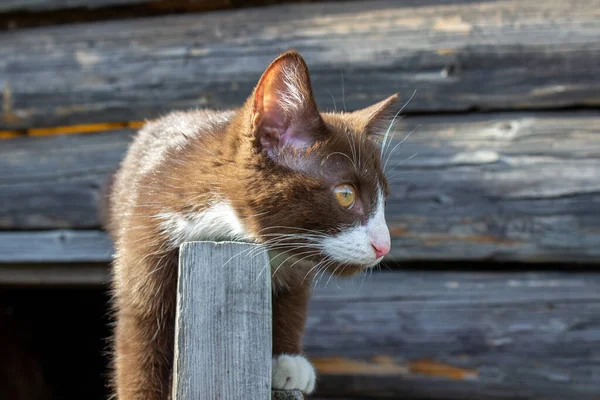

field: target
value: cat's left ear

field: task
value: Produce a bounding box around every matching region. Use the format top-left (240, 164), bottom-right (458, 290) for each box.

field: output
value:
top-left (251, 51), bottom-right (324, 153)
top-left (351, 94), bottom-right (400, 138)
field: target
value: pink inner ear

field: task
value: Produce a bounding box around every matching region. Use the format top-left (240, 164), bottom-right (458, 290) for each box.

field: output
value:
top-left (262, 91), bottom-right (288, 129)
top-left (261, 91), bottom-right (313, 150)
top-left (254, 53), bottom-right (321, 152)
top-left (280, 126), bottom-right (313, 148)
top-left (259, 121), bottom-right (312, 150)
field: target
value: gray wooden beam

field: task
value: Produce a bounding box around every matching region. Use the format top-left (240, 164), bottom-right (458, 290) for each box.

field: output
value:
top-left (0, 0), bottom-right (147, 12)
top-left (173, 241), bottom-right (272, 400)
top-left (1, 111), bottom-right (599, 263)
top-left (0, 262), bottom-right (109, 285)
top-left (2, 251), bottom-right (599, 398)
top-left (305, 270), bottom-right (600, 400)
top-left (0, 0), bottom-right (309, 13)
top-left (1, 0), bottom-right (600, 129)
top-left (0, 230), bottom-right (113, 262)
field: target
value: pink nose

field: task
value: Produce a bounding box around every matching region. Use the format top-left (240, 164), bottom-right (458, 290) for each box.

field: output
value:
top-left (372, 243), bottom-right (390, 259)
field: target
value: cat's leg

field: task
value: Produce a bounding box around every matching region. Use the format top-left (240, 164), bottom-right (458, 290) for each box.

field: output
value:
top-left (113, 308), bottom-right (174, 400)
top-left (271, 282), bottom-right (316, 394)
top-left (112, 251), bottom-right (178, 400)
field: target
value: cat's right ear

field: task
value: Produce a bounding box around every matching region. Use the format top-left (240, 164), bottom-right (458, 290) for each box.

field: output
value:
top-left (251, 51), bottom-right (324, 154)
top-left (351, 93), bottom-right (401, 137)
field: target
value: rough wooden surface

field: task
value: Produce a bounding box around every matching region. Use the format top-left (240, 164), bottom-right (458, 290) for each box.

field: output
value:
top-left (306, 270), bottom-right (600, 399)
top-left (173, 241), bottom-right (272, 400)
top-left (2, 111), bottom-right (598, 262)
top-left (0, 0), bottom-right (147, 12)
top-left (0, 0), bottom-right (321, 31)
top-left (5, 262), bottom-right (598, 399)
top-left (271, 389), bottom-right (303, 400)
top-left (1, 0), bottom-right (600, 129)
top-left (0, 129), bottom-right (130, 229)
top-left (0, 0), bottom-right (313, 13)
top-left (0, 230), bottom-right (113, 262)
top-left (0, 263), bottom-right (108, 285)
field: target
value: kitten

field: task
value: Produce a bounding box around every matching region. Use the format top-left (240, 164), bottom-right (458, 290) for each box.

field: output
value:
top-left (105, 50), bottom-right (396, 399)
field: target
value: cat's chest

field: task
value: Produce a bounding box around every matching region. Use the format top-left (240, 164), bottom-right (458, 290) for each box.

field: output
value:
top-left (156, 202), bottom-right (251, 249)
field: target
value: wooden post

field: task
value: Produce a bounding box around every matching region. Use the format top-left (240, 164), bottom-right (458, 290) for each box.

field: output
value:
top-left (173, 241), bottom-right (273, 400)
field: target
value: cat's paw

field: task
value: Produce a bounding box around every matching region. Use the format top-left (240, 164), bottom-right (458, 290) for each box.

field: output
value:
top-left (272, 354), bottom-right (316, 394)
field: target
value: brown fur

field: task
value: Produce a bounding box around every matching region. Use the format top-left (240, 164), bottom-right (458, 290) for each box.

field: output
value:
top-left (105, 50), bottom-right (398, 399)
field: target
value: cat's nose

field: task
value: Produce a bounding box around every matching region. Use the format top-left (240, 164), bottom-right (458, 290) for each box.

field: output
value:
top-left (372, 242), bottom-right (390, 259)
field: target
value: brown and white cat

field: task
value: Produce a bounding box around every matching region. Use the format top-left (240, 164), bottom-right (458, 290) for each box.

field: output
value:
top-left (105, 50), bottom-right (397, 399)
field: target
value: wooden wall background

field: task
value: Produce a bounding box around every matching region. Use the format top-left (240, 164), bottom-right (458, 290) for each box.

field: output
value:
top-left (1, 0), bottom-right (600, 399)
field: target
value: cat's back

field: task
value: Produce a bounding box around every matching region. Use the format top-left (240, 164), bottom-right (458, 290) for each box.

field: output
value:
top-left (106, 109), bottom-right (234, 237)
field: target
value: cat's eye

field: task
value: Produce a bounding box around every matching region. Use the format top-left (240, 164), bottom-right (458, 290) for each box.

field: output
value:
top-left (333, 184), bottom-right (356, 208)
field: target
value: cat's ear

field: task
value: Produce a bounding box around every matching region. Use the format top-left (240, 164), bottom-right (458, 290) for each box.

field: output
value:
top-left (251, 50), bottom-right (323, 152)
top-left (351, 94), bottom-right (400, 137)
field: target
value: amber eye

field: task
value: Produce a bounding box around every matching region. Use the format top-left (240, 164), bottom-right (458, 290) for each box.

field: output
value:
top-left (333, 184), bottom-right (356, 208)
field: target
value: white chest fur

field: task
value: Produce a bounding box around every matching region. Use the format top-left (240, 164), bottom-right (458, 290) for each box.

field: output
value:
top-left (156, 202), bottom-right (250, 248)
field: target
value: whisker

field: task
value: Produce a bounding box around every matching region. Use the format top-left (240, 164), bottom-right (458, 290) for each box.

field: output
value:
top-left (384, 125), bottom-right (421, 171)
top-left (325, 262), bottom-right (345, 288)
top-left (302, 257), bottom-right (328, 284)
top-left (348, 129), bottom-right (358, 169)
top-left (380, 88), bottom-right (417, 159)
top-left (356, 269), bottom-right (368, 296)
top-left (313, 259), bottom-right (335, 290)
top-left (257, 226), bottom-right (328, 235)
top-left (341, 70), bottom-right (347, 112)
top-left (271, 249), bottom-right (319, 278)
top-left (323, 151), bottom-right (358, 171)
top-left (386, 152), bottom-right (419, 177)
top-left (326, 89), bottom-right (337, 111)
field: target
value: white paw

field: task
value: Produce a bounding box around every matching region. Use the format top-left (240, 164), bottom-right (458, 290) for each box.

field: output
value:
top-left (272, 354), bottom-right (316, 394)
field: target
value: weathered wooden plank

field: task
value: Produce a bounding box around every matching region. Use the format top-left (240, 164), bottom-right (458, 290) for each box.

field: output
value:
top-left (1, 111), bottom-right (599, 262)
top-left (0, 0), bottom-right (317, 13)
top-left (0, 0), bottom-right (147, 12)
top-left (173, 241), bottom-right (272, 400)
top-left (0, 0), bottom-right (322, 31)
top-left (4, 258), bottom-right (598, 399)
top-left (0, 263), bottom-right (109, 284)
top-left (306, 271), bottom-right (600, 399)
top-left (271, 390), bottom-right (303, 400)
top-left (0, 129), bottom-right (131, 228)
top-left (384, 112), bottom-right (600, 262)
top-left (0, 0), bottom-right (473, 13)
top-left (1, 0), bottom-right (600, 129)
top-left (0, 230), bottom-right (113, 262)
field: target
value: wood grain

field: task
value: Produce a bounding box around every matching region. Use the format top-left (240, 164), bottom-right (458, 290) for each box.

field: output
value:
top-left (173, 241), bottom-right (272, 400)
top-left (0, 230), bottom-right (113, 262)
top-left (1, 111), bottom-right (598, 262)
top-left (0, 0), bottom-right (149, 12)
top-left (306, 271), bottom-right (600, 399)
top-left (0, 263), bottom-right (108, 285)
top-left (0, 129), bottom-right (131, 229)
top-left (0, 0), bottom-right (325, 31)
top-left (3, 259), bottom-right (598, 399)
top-left (0, 0), bottom-right (318, 13)
top-left (1, 0), bottom-right (600, 129)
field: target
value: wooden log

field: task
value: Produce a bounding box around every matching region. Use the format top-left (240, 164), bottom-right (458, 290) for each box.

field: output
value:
top-left (4, 257), bottom-right (598, 400)
top-left (2, 0), bottom-right (600, 129)
top-left (0, 129), bottom-right (131, 229)
top-left (305, 270), bottom-right (600, 399)
top-left (0, 0), bottom-right (322, 31)
top-left (173, 241), bottom-right (272, 399)
top-left (0, 263), bottom-right (109, 285)
top-left (1, 111), bottom-right (599, 263)
top-left (0, 0), bottom-right (316, 13)
top-left (0, 0), bottom-right (149, 12)
top-left (0, 230), bottom-right (113, 262)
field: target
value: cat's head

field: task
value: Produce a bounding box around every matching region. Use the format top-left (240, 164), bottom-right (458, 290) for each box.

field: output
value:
top-left (237, 51), bottom-right (399, 277)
